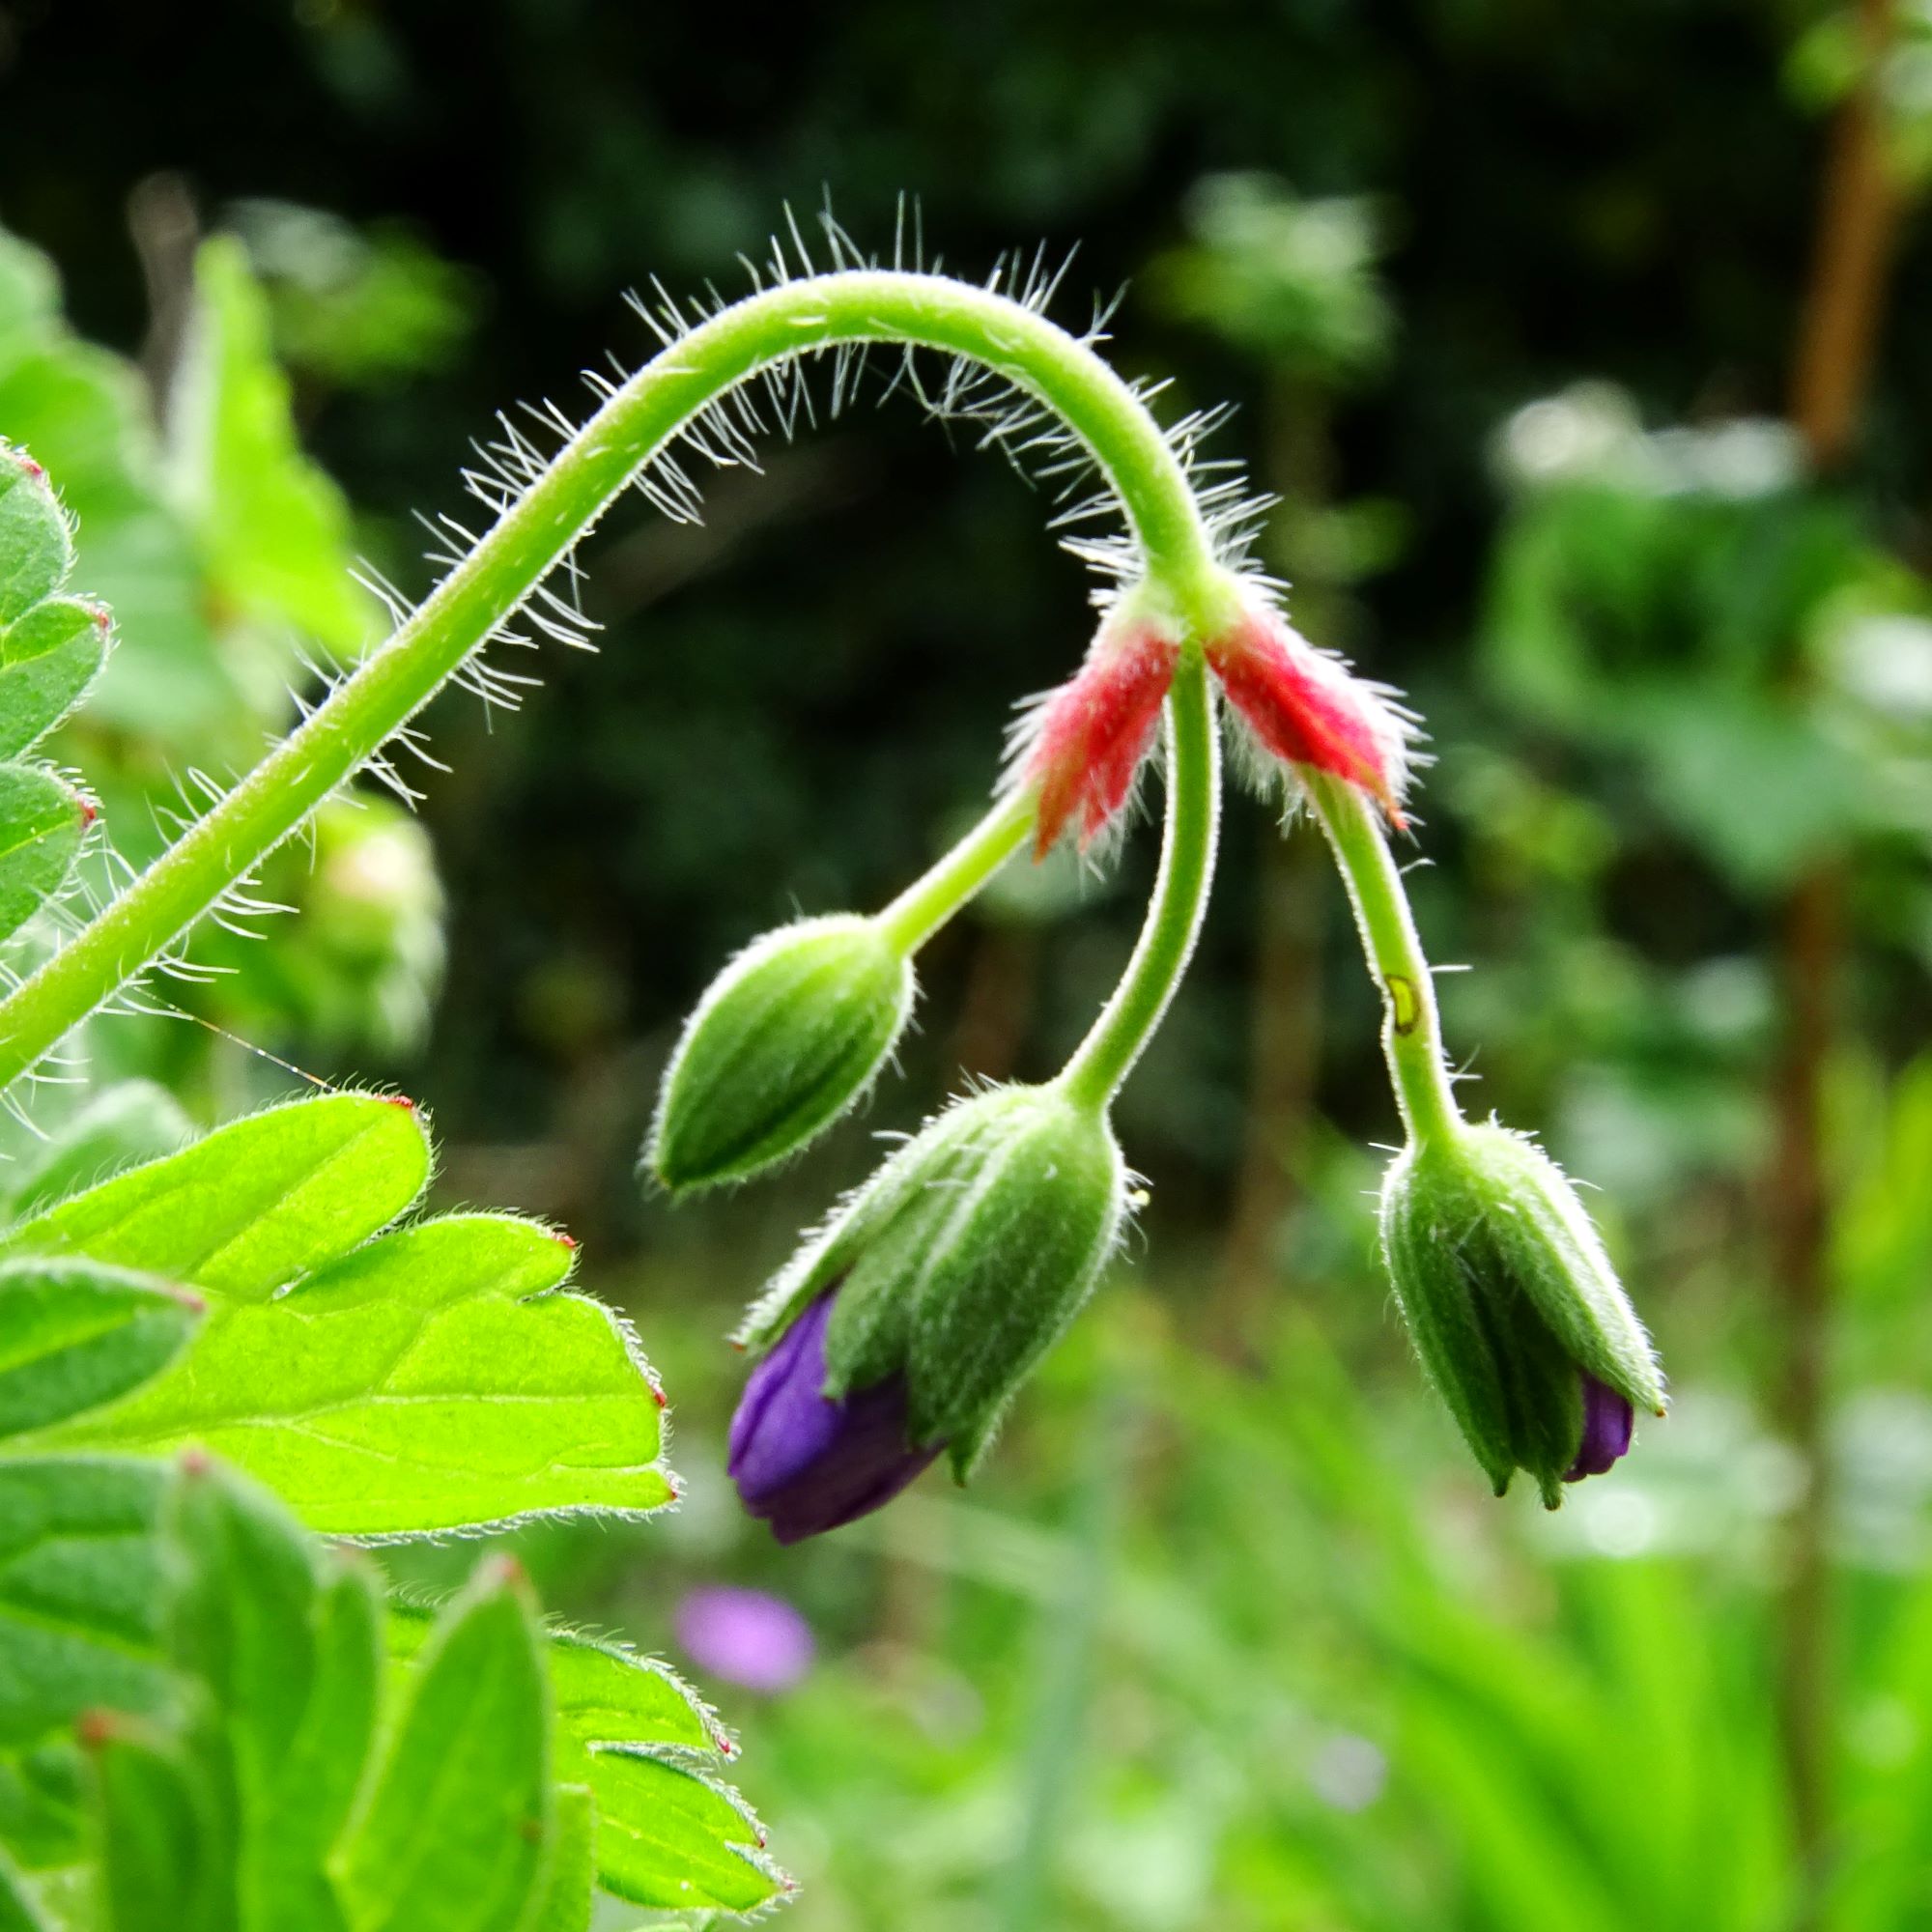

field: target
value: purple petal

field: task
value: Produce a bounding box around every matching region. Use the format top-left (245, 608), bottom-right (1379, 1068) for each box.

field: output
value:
top-left (675, 1585), bottom-right (814, 1693)
top-left (728, 1293), bottom-right (942, 1544)
top-left (1564, 1373), bottom-right (1634, 1482)
top-left (728, 1295), bottom-right (838, 1493)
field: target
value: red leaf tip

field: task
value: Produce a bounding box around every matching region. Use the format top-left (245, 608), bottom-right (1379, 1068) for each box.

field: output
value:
top-left (77, 1709), bottom-right (124, 1749)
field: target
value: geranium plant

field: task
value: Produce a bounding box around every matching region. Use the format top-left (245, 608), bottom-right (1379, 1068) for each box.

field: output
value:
top-left (0, 216), bottom-right (1662, 1927)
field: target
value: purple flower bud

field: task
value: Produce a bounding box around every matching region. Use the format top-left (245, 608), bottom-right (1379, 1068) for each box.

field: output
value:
top-left (727, 1293), bottom-right (941, 1544)
top-left (1379, 1121), bottom-right (1662, 1504)
top-left (1563, 1372), bottom-right (1635, 1483)
top-left (674, 1585), bottom-right (815, 1693)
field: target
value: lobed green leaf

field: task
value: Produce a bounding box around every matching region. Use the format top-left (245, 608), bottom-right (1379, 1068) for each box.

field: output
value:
top-left (247, 1561), bottom-right (382, 1931)
top-left (0, 446), bottom-right (102, 965)
top-left (0, 457), bottom-right (70, 633)
top-left (0, 1094), bottom-right (431, 1304)
top-left (164, 1459), bottom-right (380, 1932)
top-left (0, 597), bottom-right (107, 764)
top-left (0, 1094), bottom-right (769, 1913)
top-left (175, 241), bottom-right (375, 658)
top-left (0, 1263), bottom-right (199, 1443)
top-left (0, 1847), bottom-right (43, 1932)
top-left (0, 1459), bottom-right (169, 1849)
top-left (85, 1715), bottom-right (224, 1932)
top-left (28, 1215), bottom-right (669, 1534)
top-left (387, 1612), bottom-right (782, 1914)
top-left (334, 1560), bottom-right (551, 1932)
top-left (519, 1783), bottom-right (593, 1932)
top-left (0, 768), bottom-right (88, 951)
top-left (588, 1754), bottom-right (780, 1915)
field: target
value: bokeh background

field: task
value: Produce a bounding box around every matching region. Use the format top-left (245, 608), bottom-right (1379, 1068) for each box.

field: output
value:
top-left (5, 0), bottom-right (1932, 1923)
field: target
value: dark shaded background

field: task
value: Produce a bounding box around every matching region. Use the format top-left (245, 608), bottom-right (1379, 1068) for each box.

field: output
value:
top-left (10, 0), bottom-right (1913, 1220)
top-left (6, 3), bottom-right (1932, 1925)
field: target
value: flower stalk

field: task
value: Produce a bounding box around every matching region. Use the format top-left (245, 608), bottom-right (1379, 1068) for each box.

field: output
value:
top-left (650, 791), bottom-right (1035, 1194)
top-left (0, 270), bottom-right (1235, 1089)
top-left (876, 788), bottom-right (1035, 955)
top-left (1057, 647), bottom-right (1220, 1114)
top-left (1302, 770), bottom-right (1461, 1146)
top-left (1307, 775), bottom-right (1664, 1499)
top-left (0, 242), bottom-right (1664, 1524)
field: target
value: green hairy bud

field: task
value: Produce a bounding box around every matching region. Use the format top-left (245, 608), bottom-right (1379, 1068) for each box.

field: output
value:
top-left (1378, 1121), bottom-right (1665, 1506)
top-left (740, 1081), bottom-right (1128, 1476)
top-left (649, 914), bottom-right (914, 1193)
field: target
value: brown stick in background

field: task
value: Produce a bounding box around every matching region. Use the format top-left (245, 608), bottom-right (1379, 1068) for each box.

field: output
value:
top-left (1776, 0), bottom-right (1903, 1910)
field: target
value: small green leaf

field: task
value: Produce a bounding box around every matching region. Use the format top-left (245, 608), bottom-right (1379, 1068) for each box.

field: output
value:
top-left (0, 1262), bottom-right (200, 1441)
top-left (0, 598), bottom-right (107, 762)
top-left (33, 1217), bottom-right (669, 1535)
top-left (0, 768), bottom-right (88, 949)
top-left (333, 1562), bottom-right (550, 1932)
top-left (0, 1457), bottom-right (162, 1878)
top-left (540, 1629), bottom-right (722, 1760)
top-left (0, 1094), bottom-right (431, 1303)
top-left (388, 1612), bottom-right (723, 1758)
top-left (589, 1754), bottom-right (779, 1915)
top-left (83, 1715), bottom-right (224, 1932)
top-left (1, 1083), bottom-right (195, 1226)
top-left (0, 455), bottom-right (71, 630)
top-left (397, 1616), bottom-right (781, 1914)
top-left (0, 1742), bottom-right (86, 1882)
top-left (165, 1458), bottom-right (325, 1793)
top-left (0, 236), bottom-right (58, 339)
top-left (245, 1558), bottom-right (381, 1932)
top-left (517, 1783), bottom-right (591, 1932)
top-left (0, 1846), bottom-right (44, 1932)
top-left (0, 234), bottom-right (240, 753)
top-left (270, 1212), bottom-right (574, 1316)
top-left (278, 1554), bottom-right (383, 1829)
top-left (0, 1459), bottom-right (169, 1774)
top-left (172, 242), bottom-right (374, 656)
top-left (165, 1458), bottom-right (380, 1932)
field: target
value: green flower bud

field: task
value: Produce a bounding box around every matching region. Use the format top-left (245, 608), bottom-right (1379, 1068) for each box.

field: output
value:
top-left (1378, 1121), bottom-right (1665, 1506)
top-left (739, 1081), bottom-right (1128, 1478)
top-left (649, 915), bottom-right (914, 1194)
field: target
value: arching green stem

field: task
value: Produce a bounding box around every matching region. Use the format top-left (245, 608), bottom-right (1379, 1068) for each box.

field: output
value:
top-left (876, 788), bottom-right (1034, 955)
top-left (1303, 772), bottom-right (1463, 1146)
top-left (1057, 649), bottom-right (1219, 1114)
top-left (0, 270), bottom-right (1244, 1090)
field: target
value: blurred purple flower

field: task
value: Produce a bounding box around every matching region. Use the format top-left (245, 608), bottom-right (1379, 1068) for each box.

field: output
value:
top-left (727, 1293), bottom-right (941, 1543)
top-left (675, 1585), bottom-right (815, 1694)
top-left (1564, 1372), bottom-right (1635, 1482)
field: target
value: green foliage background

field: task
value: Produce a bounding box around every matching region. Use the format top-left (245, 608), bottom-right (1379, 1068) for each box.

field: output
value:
top-left (4, 1), bottom-right (1932, 1925)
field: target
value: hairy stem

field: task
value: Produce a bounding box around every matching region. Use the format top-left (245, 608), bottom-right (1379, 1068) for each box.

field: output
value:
top-left (1058, 649), bottom-right (1219, 1112)
top-left (0, 270), bottom-right (1237, 1090)
top-left (1304, 773), bottom-right (1462, 1147)
top-left (876, 788), bottom-right (1033, 955)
